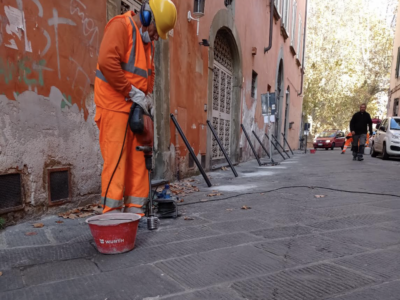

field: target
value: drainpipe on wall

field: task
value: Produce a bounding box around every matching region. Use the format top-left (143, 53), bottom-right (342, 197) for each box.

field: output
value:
top-left (298, 0), bottom-right (308, 96)
top-left (264, 0), bottom-right (274, 53)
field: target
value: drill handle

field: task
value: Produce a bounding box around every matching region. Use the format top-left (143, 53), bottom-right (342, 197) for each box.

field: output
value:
top-left (136, 146), bottom-right (153, 152)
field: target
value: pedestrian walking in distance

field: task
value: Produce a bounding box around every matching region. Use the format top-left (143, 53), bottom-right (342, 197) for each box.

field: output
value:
top-left (349, 104), bottom-right (373, 161)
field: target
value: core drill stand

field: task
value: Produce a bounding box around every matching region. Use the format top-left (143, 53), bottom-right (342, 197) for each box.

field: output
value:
top-left (136, 146), bottom-right (159, 230)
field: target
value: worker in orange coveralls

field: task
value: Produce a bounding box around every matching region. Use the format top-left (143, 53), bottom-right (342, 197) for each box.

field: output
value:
top-left (341, 132), bottom-right (369, 154)
top-left (94, 0), bottom-right (177, 216)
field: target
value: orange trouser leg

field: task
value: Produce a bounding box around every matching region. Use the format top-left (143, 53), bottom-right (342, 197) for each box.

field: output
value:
top-left (342, 138), bottom-right (352, 153)
top-left (95, 107), bottom-right (132, 213)
top-left (124, 135), bottom-right (149, 217)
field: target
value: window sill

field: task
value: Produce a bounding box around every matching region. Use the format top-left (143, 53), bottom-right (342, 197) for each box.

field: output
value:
top-left (273, 6), bottom-right (281, 20)
top-left (290, 45), bottom-right (296, 56)
top-left (296, 57), bottom-right (301, 67)
top-left (281, 26), bottom-right (289, 40)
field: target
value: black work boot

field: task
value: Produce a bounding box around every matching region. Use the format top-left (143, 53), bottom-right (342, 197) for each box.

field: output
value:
top-left (358, 156), bottom-right (364, 161)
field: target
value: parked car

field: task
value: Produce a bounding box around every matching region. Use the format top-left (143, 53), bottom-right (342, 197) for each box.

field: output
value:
top-left (371, 117), bottom-right (400, 159)
top-left (313, 130), bottom-right (346, 150)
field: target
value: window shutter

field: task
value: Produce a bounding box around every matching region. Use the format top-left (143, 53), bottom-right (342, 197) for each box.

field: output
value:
top-left (396, 47), bottom-right (400, 78)
top-left (291, 1), bottom-right (297, 46)
top-left (297, 15), bottom-right (302, 56)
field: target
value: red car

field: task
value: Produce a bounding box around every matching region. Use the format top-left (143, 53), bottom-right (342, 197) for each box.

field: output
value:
top-left (313, 130), bottom-right (346, 150)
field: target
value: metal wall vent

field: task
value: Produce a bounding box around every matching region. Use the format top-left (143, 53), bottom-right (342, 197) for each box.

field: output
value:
top-left (188, 155), bottom-right (195, 169)
top-left (48, 169), bottom-right (71, 204)
top-left (0, 173), bottom-right (23, 212)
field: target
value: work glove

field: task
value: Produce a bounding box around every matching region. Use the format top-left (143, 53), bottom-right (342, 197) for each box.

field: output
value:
top-left (128, 85), bottom-right (150, 115)
top-left (145, 94), bottom-right (154, 117)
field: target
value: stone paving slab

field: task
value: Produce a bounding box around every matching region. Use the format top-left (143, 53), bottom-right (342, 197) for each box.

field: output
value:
top-left (4, 227), bottom-right (50, 248)
top-left (310, 204), bottom-right (393, 219)
top-left (94, 232), bottom-right (261, 272)
top-left (0, 265), bottom-right (184, 300)
top-left (0, 269), bottom-right (24, 293)
top-left (155, 244), bottom-right (294, 288)
top-left (231, 263), bottom-right (376, 300)
top-left (333, 248), bottom-right (400, 281)
top-left (21, 258), bottom-right (100, 287)
top-left (206, 218), bottom-right (271, 233)
top-left (251, 224), bottom-right (316, 239)
top-left (0, 241), bottom-right (96, 270)
top-left (366, 199), bottom-right (400, 210)
top-left (161, 286), bottom-right (243, 300)
top-left (308, 213), bottom-right (397, 231)
top-left (322, 226), bottom-right (400, 249)
top-left (331, 280), bottom-right (400, 300)
top-left (254, 235), bottom-right (368, 265)
top-left (134, 225), bottom-right (221, 248)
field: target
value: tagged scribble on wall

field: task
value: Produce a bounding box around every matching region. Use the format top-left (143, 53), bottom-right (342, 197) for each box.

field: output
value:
top-left (0, 0), bottom-right (105, 119)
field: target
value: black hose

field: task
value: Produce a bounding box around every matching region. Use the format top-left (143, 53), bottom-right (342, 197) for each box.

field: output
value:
top-left (178, 185), bottom-right (400, 206)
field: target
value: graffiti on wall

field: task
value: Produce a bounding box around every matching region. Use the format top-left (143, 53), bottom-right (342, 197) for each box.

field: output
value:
top-left (0, 0), bottom-right (105, 119)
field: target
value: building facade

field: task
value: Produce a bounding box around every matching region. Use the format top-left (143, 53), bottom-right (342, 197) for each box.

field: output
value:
top-left (388, 2), bottom-right (400, 117)
top-left (0, 0), bottom-right (307, 220)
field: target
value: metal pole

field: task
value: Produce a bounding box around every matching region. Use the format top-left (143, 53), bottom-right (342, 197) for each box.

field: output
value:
top-left (252, 131), bottom-right (275, 163)
top-left (281, 133), bottom-right (294, 155)
top-left (206, 120), bottom-right (238, 177)
top-left (305, 134), bottom-right (308, 154)
top-left (265, 134), bottom-right (286, 160)
top-left (241, 124), bottom-right (263, 166)
top-left (272, 134), bottom-right (290, 158)
top-left (170, 114), bottom-right (212, 187)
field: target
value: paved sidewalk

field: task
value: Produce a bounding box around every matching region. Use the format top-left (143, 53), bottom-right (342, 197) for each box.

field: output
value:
top-left (1, 150), bottom-right (400, 299)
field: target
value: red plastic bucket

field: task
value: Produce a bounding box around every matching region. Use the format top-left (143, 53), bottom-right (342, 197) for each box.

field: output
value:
top-left (86, 213), bottom-right (141, 254)
top-left (310, 149), bottom-right (316, 154)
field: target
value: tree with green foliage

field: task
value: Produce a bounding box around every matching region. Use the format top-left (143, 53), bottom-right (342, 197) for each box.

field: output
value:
top-left (303, 0), bottom-right (396, 135)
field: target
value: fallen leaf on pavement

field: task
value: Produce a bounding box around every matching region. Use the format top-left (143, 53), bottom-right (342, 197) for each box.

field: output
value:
top-left (260, 193), bottom-right (265, 195)
top-left (226, 209), bottom-right (234, 211)
top-left (241, 206), bottom-right (252, 210)
top-left (78, 212), bottom-right (92, 218)
top-left (200, 199), bottom-right (208, 202)
top-left (184, 217), bottom-right (194, 220)
top-left (177, 199), bottom-right (184, 203)
top-left (0, 272), bottom-right (2, 276)
top-left (25, 232), bottom-right (37, 236)
top-left (32, 223), bottom-right (44, 228)
top-left (207, 192), bottom-right (223, 197)
top-left (68, 214), bottom-right (78, 220)
top-left (314, 195), bottom-right (326, 198)
top-left (55, 221), bottom-right (63, 224)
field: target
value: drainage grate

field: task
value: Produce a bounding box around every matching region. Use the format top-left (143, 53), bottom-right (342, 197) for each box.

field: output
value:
top-left (49, 170), bottom-right (70, 203)
top-left (188, 155), bottom-right (195, 169)
top-left (0, 173), bottom-right (23, 212)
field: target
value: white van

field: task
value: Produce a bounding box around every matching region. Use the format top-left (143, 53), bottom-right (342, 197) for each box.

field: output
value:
top-left (371, 117), bottom-right (400, 159)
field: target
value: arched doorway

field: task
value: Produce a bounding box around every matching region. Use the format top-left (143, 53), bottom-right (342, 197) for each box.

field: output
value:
top-left (275, 60), bottom-right (284, 140)
top-left (211, 30), bottom-right (234, 165)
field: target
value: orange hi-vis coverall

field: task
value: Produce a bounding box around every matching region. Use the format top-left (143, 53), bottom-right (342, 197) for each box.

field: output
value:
top-left (94, 11), bottom-right (155, 215)
top-left (342, 132), bottom-right (369, 154)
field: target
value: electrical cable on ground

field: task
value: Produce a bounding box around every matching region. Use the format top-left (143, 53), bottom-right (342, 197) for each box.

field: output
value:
top-left (178, 185), bottom-right (400, 206)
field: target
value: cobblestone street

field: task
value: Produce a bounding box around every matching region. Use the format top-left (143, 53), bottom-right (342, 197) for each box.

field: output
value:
top-left (1, 150), bottom-right (400, 299)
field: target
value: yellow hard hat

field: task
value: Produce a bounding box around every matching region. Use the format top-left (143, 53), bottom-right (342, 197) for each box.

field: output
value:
top-left (149, 0), bottom-right (177, 40)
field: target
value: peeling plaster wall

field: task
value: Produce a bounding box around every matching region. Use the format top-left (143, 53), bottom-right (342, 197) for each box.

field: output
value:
top-left (161, 0), bottom-right (306, 179)
top-left (0, 0), bottom-right (106, 219)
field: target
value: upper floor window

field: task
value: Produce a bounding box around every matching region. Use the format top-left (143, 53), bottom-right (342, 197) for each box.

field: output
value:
top-left (394, 99), bottom-right (399, 116)
top-left (395, 47), bottom-right (400, 78)
top-left (275, 0), bottom-right (282, 17)
top-left (251, 71), bottom-right (258, 99)
top-left (291, 0), bottom-right (297, 46)
top-left (282, 0), bottom-right (290, 32)
top-left (297, 15), bottom-right (302, 60)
